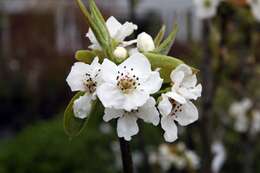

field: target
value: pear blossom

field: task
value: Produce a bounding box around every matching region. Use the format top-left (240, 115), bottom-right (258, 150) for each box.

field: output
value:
top-left (103, 97), bottom-right (160, 141)
top-left (193, 0), bottom-right (220, 19)
top-left (66, 57), bottom-right (102, 119)
top-left (211, 141), bottom-right (226, 173)
top-left (158, 94), bottom-right (199, 142)
top-left (250, 109), bottom-right (260, 135)
top-left (166, 64), bottom-right (202, 104)
top-left (86, 16), bottom-right (138, 50)
top-left (97, 52), bottom-right (163, 111)
top-left (113, 46), bottom-right (128, 59)
top-left (229, 98), bottom-right (252, 132)
top-left (248, 0), bottom-right (260, 22)
top-left (137, 32), bottom-right (155, 52)
top-left (149, 143), bottom-right (200, 171)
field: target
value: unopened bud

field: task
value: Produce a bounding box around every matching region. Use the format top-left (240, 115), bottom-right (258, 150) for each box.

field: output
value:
top-left (137, 32), bottom-right (155, 52)
top-left (113, 46), bottom-right (128, 59)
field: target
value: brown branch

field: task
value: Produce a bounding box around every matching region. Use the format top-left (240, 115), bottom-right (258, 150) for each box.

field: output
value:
top-left (119, 137), bottom-right (134, 173)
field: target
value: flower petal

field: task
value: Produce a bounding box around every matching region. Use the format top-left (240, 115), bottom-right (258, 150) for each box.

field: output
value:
top-left (117, 114), bottom-right (139, 141)
top-left (114, 22), bottom-right (138, 42)
top-left (136, 97), bottom-right (160, 126)
top-left (101, 58), bottom-right (118, 83)
top-left (175, 101), bottom-right (198, 126)
top-left (140, 71), bottom-right (163, 94)
top-left (123, 90), bottom-right (150, 111)
top-left (66, 62), bottom-right (90, 92)
top-left (165, 91), bottom-right (187, 104)
top-left (119, 53), bottom-right (152, 81)
top-left (73, 94), bottom-right (93, 119)
top-left (105, 16), bottom-right (123, 38)
top-left (158, 94), bottom-right (172, 116)
top-left (97, 83), bottom-right (125, 109)
top-left (161, 115), bottom-right (178, 142)
top-left (103, 108), bottom-right (124, 122)
top-left (182, 74), bottom-right (197, 88)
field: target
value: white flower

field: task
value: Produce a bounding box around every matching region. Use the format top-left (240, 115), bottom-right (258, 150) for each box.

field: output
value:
top-left (166, 64), bottom-right (202, 104)
top-left (158, 94), bottom-right (198, 142)
top-left (97, 52), bottom-right (163, 111)
top-left (86, 16), bottom-right (138, 50)
top-left (250, 109), bottom-right (260, 135)
top-left (193, 0), bottom-right (220, 19)
top-left (229, 98), bottom-right (253, 132)
top-left (211, 141), bottom-right (226, 173)
top-left (103, 97), bottom-right (160, 141)
top-left (113, 46), bottom-right (128, 59)
top-left (248, 0), bottom-right (260, 22)
top-left (137, 32), bottom-right (155, 52)
top-left (185, 150), bottom-right (200, 170)
top-left (66, 57), bottom-right (102, 118)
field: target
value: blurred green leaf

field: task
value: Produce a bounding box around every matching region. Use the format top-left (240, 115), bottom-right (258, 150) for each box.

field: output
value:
top-left (154, 25), bottom-right (166, 47)
top-left (63, 92), bottom-right (97, 137)
top-left (75, 50), bottom-right (105, 64)
top-left (154, 23), bottom-right (178, 55)
top-left (144, 52), bottom-right (198, 83)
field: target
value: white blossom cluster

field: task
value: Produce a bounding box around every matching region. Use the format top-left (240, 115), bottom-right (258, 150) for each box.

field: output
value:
top-left (229, 98), bottom-right (260, 135)
top-left (149, 142), bottom-right (200, 171)
top-left (193, 0), bottom-right (221, 19)
top-left (66, 16), bottom-right (202, 142)
top-left (247, 0), bottom-right (260, 22)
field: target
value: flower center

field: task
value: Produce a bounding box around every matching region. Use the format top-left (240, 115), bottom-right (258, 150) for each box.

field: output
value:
top-left (116, 66), bottom-right (140, 94)
top-left (83, 73), bottom-right (97, 94)
top-left (204, 0), bottom-right (212, 8)
top-left (169, 98), bottom-right (183, 118)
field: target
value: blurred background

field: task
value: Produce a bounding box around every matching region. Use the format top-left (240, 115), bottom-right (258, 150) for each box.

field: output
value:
top-left (0, 0), bottom-right (259, 173)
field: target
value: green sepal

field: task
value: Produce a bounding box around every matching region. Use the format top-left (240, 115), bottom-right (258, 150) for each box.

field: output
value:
top-left (154, 23), bottom-right (178, 55)
top-left (75, 50), bottom-right (106, 64)
top-left (63, 92), bottom-right (98, 137)
top-left (144, 52), bottom-right (198, 83)
top-left (154, 25), bottom-right (166, 47)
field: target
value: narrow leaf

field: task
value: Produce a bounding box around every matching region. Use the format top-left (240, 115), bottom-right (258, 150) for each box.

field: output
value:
top-left (63, 92), bottom-right (97, 137)
top-left (154, 23), bottom-right (179, 55)
top-left (144, 52), bottom-right (200, 83)
top-left (154, 25), bottom-right (166, 47)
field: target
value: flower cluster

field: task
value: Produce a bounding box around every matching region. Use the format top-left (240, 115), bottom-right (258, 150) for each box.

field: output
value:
top-left (64, 0), bottom-right (201, 143)
top-left (229, 98), bottom-right (260, 135)
top-left (193, 0), bottom-right (221, 19)
top-left (149, 142), bottom-right (200, 171)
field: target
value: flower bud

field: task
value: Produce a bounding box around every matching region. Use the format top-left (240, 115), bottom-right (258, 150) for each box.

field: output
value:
top-left (113, 46), bottom-right (128, 59)
top-left (137, 32), bottom-right (155, 52)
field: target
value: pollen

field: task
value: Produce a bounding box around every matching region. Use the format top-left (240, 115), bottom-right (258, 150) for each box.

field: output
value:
top-left (169, 98), bottom-right (183, 117)
top-left (83, 73), bottom-right (97, 94)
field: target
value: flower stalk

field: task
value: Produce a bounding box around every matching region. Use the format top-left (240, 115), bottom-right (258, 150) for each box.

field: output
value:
top-left (119, 138), bottom-right (134, 173)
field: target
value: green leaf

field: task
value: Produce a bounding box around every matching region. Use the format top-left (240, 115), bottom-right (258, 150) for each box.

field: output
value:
top-left (154, 25), bottom-right (166, 47)
top-left (75, 50), bottom-right (105, 64)
top-left (154, 23), bottom-right (178, 55)
top-left (63, 92), bottom-right (98, 137)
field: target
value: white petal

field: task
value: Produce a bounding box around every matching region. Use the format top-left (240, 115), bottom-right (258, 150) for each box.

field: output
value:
top-left (120, 39), bottom-right (137, 47)
top-left (73, 94), bottom-right (93, 119)
top-left (170, 64), bottom-right (192, 84)
top-left (101, 59), bottom-right (118, 83)
top-left (97, 83), bottom-right (125, 109)
top-left (170, 70), bottom-right (184, 86)
top-left (117, 114), bottom-right (139, 141)
top-left (161, 115), bottom-right (178, 142)
top-left (105, 16), bottom-right (123, 38)
top-left (140, 71), bottom-right (163, 94)
top-left (103, 108), bottom-right (124, 122)
top-left (189, 84), bottom-right (202, 100)
top-left (114, 22), bottom-right (138, 42)
top-left (66, 62), bottom-right (90, 92)
top-left (182, 74), bottom-right (197, 88)
top-left (86, 29), bottom-right (101, 50)
top-left (165, 91), bottom-right (187, 104)
top-left (136, 97), bottom-right (160, 126)
top-left (158, 94), bottom-right (172, 116)
top-left (175, 101), bottom-right (199, 126)
top-left (123, 90), bottom-right (150, 111)
top-left (119, 53), bottom-right (152, 81)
